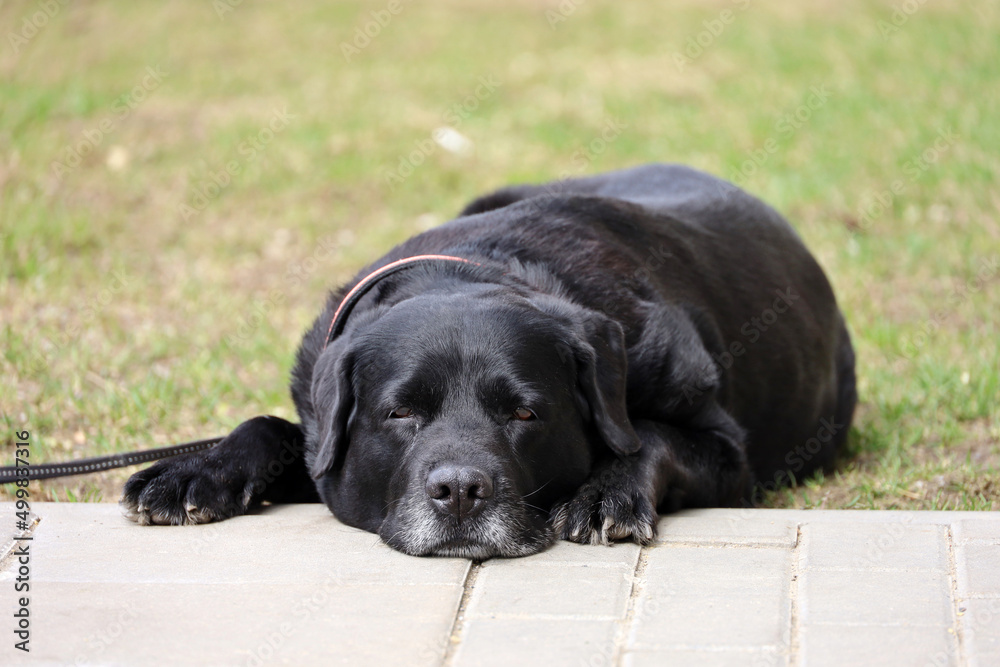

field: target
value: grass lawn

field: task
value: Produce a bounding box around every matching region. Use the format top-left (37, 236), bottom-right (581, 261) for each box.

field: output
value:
top-left (1, 0), bottom-right (997, 510)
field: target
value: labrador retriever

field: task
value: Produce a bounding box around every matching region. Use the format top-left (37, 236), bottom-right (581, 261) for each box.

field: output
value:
top-left (121, 164), bottom-right (856, 558)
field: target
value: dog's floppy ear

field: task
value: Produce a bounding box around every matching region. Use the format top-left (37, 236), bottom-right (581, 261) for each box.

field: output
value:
top-left (309, 339), bottom-right (355, 479)
top-left (566, 309), bottom-right (641, 457)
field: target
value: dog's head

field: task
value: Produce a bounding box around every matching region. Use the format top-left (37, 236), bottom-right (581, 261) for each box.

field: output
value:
top-left (307, 284), bottom-right (639, 558)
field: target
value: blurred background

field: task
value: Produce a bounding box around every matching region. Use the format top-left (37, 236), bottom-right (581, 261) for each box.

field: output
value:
top-left (1, 0), bottom-right (997, 509)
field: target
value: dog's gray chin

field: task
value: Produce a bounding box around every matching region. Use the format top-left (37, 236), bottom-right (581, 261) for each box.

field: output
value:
top-left (379, 499), bottom-right (555, 559)
top-left (424, 541), bottom-right (539, 560)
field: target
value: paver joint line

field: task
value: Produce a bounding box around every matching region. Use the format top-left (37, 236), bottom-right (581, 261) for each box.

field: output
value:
top-left (788, 523), bottom-right (803, 667)
top-left (649, 540), bottom-right (794, 549)
top-left (461, 613), bottom-right (625, 621)
top-left (505, 560), bottom-right (633, 569)
top-left (946, 523), bottom-right (968, 666)
top-left (614, 544), bottom-right (650, 667)
top-left (441, 560), bottom-right (479, 667)
top-left (621, 643), bottom-right (784, 653)
top-left (796, 566), bottom-right (948, 573)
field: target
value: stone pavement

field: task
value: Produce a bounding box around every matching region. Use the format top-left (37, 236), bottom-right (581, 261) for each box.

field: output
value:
top-left (2, 503), bottom-right (999, 666)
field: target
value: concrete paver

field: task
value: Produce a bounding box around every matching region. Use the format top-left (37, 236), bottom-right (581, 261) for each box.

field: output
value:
top-left (954, 520), bottom-right (1000, 544)
top-left (654, 514), bottom-right (799, 548)
top-left (798, 568), bottom-right (954, 625)
top-left (798, 624), bottom-right (958, 667)
top-left (18, 581), bottom-right (463, 667)
top-left (954, 522), bottom-right (1000, 666)
top-left (629, 545), bottom-right (792, 651)
top-left (799, 521), bottom-right (949, 570)
top-left (453, 618), bottom-right (620, 667)
top-left (2, 503), bottom-right (999, 666)
top-left (624, 648), bottom-right (786, 667)
top-left (961, 599), bottom-right (1000, 666)
top-left (466, 560), bottom-right (634, 619)
top-left (957, 543), bottom-right (1000, 595)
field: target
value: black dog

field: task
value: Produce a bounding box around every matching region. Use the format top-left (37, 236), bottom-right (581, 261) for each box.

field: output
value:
top-left (122, 164), bottom-right (856, 558)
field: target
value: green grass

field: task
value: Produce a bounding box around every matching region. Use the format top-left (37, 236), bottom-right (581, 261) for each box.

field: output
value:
top-left (1, 0), bottom-right (997, 509)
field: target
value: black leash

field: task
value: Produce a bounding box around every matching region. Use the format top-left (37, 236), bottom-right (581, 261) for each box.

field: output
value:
top-left (0, 436), bottom-right (223, 484)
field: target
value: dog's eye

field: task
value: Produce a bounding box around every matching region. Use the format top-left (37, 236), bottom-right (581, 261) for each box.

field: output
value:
top-left (389, 407), bottom-right (414, 419)
top-left (511, 407), bottom-right (536, 421)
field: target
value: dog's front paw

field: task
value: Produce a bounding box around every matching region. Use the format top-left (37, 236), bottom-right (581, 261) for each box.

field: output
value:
top-left (120, 453), bottom-right (257, 526)
top-left (551, 459), bottom-right (657, 546)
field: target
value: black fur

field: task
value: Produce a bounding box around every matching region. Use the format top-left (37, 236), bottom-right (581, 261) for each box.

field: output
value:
top-left (121, 164), bottom-right (856, 558)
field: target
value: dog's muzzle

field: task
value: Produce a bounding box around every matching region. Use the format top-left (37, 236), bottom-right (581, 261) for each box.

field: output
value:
top-left (380, 471), bottom-right (553, 559)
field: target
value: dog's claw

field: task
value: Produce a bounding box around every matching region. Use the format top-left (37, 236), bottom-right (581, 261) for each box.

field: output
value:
top-left (601, 516), bottom-right (616, 543)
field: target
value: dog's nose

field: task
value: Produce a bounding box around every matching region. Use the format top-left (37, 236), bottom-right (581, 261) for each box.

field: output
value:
top-left (425, 464), bottom-right (494, 521)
